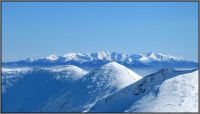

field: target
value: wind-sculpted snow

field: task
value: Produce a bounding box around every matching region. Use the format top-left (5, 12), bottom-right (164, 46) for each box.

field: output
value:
top-left (2, 65), bottom-right (88, 112)
top-left (125, 70), bottom-right (198, 112)
top-left (89, 69), bottom-right (198, 112)
top-left (39, 62), bottom-right (142, 112)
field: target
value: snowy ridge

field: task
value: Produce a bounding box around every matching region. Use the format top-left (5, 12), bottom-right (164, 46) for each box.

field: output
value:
top-left (2, 67), bottom-right (32, 74)
top-left (39, 62), bottom-right (142, 112)
top-left (45, 54), bottom-right (59, 61)
top-left (138, 53), bottom-right (184, 62)
top-left (2, 60), bottom-right (198, 112)
top-left (45, 65), bottom-right (87, 72)
top-left (26, 52), bottom-right (187, 63)
top-left (2, 65), bottom-right (88, 93)
top-left (3, 51), bottom-right (197, 69)
top-left (89, 69), bottom-right (198, 112)
top-left (2, 67), bottom-right (33, 93)
top-left (125, 70), bottom-right (198, 112)
top-left (43, 65), bottom-right (88, 80)
top-left (2, 65), bottom-right (88, 112)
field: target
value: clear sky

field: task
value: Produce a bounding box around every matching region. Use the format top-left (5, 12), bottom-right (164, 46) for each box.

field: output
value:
top-left (2, 2), bottom-right (198, 62)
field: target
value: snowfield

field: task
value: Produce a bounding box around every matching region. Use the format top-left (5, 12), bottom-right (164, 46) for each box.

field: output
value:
top-left (2, 67), bottom-right (33, 93)
top-left (1, 57), bottom-right (198, 112)
top-left (43, 65), bottom-right (88, 80)
top-left (126, 70), bottom-right (198, 112)
top-left (39, 62), bottom-right (142, 112)
top-left (2, 65), bottom-right (88, 112)
top-left (89, 69), bottom-right (198, 112)
top-left (2, 67), bottom-right (32, 74)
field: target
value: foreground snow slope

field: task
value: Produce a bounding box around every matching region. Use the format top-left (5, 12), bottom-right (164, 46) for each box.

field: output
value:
top-left (90, 69), bottom-right (198, 112)
top-left (2, 65), bottom-right (88, 112)
top-left (40, 62), bottom-right (142, 112)
top-left (126, 70), bottom-right (198, 112)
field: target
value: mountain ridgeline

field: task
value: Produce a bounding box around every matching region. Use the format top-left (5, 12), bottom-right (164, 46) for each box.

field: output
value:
top-left (3, 52), bottom-right (198, 69)
top-left (2, 52), bottom-right (198, 112)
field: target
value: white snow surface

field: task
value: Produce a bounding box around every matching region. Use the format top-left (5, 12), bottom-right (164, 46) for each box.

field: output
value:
top-left (2, 67), bottom-right (32, 74)
top-left (45, 65), bottom-right (86, 72)
top-left (2, 65), bottom-right (88, 92)
top-left (2, 61), bottom-right (198, 112)
top-left (2, 67), bottom-right (33, 92)
top-left (39, 62), bottom-right (142, 112)
top-left (63, 53), bottom-right (79, 61)
top-left (45, 54), bottom-right (59, 61)
top-left (97, 62), bottom-right (142, 89)
top-left (126, 70), bottom-right (198, 112)
top-left (89, 69), bottom-right (198, 112)
top-left (139, 53), bottom-right (184, 62)
top-left (2, 65), bottom-right (88, 112)
top-left (24, 51), bottom-right (188, 63)
top-left (43, 65), bottom-right (88, 79)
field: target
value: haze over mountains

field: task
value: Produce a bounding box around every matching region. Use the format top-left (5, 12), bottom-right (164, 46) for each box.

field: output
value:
top-left (2, 52), bottom-right (198, 112)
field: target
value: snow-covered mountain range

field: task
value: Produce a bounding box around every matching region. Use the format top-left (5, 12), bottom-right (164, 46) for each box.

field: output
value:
top-left (2, 52), bottom-right (198, 112)
top-left (3, 52), bottom-right (198, 69)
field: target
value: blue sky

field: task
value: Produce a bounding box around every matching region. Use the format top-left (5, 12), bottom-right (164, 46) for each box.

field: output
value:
top-left (3, 2), bottom-right (198, 62)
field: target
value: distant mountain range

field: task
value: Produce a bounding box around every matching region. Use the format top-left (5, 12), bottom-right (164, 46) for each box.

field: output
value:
top-left (3, 51), bottom-right (198, 69)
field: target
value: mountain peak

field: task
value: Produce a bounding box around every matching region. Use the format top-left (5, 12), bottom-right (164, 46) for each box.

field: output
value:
top-left (91, 62), bottom-right (142, 89)
top-left (4, 52), bottom-right (197, 69)
top-left (102, 62), bottom-right (121, 67)
top-left (62, 53), bottom-right (78, 60)
top-left (45, 54), bottom-right (59, 61)
top-left (139, 52), bottom-right (185, 62)
top-left (40, 62), bottom-right (142, 112)
top-left (24, 52), bottom-right (188, 63)
top-left (46, 65), bottom-right (88, 73)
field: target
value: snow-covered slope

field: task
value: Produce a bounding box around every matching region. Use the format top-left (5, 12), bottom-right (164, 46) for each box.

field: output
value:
top-left (39, 62), bottom-right (142, 112)
top-left (2, 67), bottom-right (32, 74)
top-left (2, 65), bottom-right (88, 112)
top-left (2, 67), bottom-right (33, 93)
top-left (3, 52), bottom-right (198, 69)
top-left (126, 70), bottom-right (198, 112)
top-left (43, 65), bottom-right (88, 80)
top-left (89, 69), bottom-right (198, 112)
